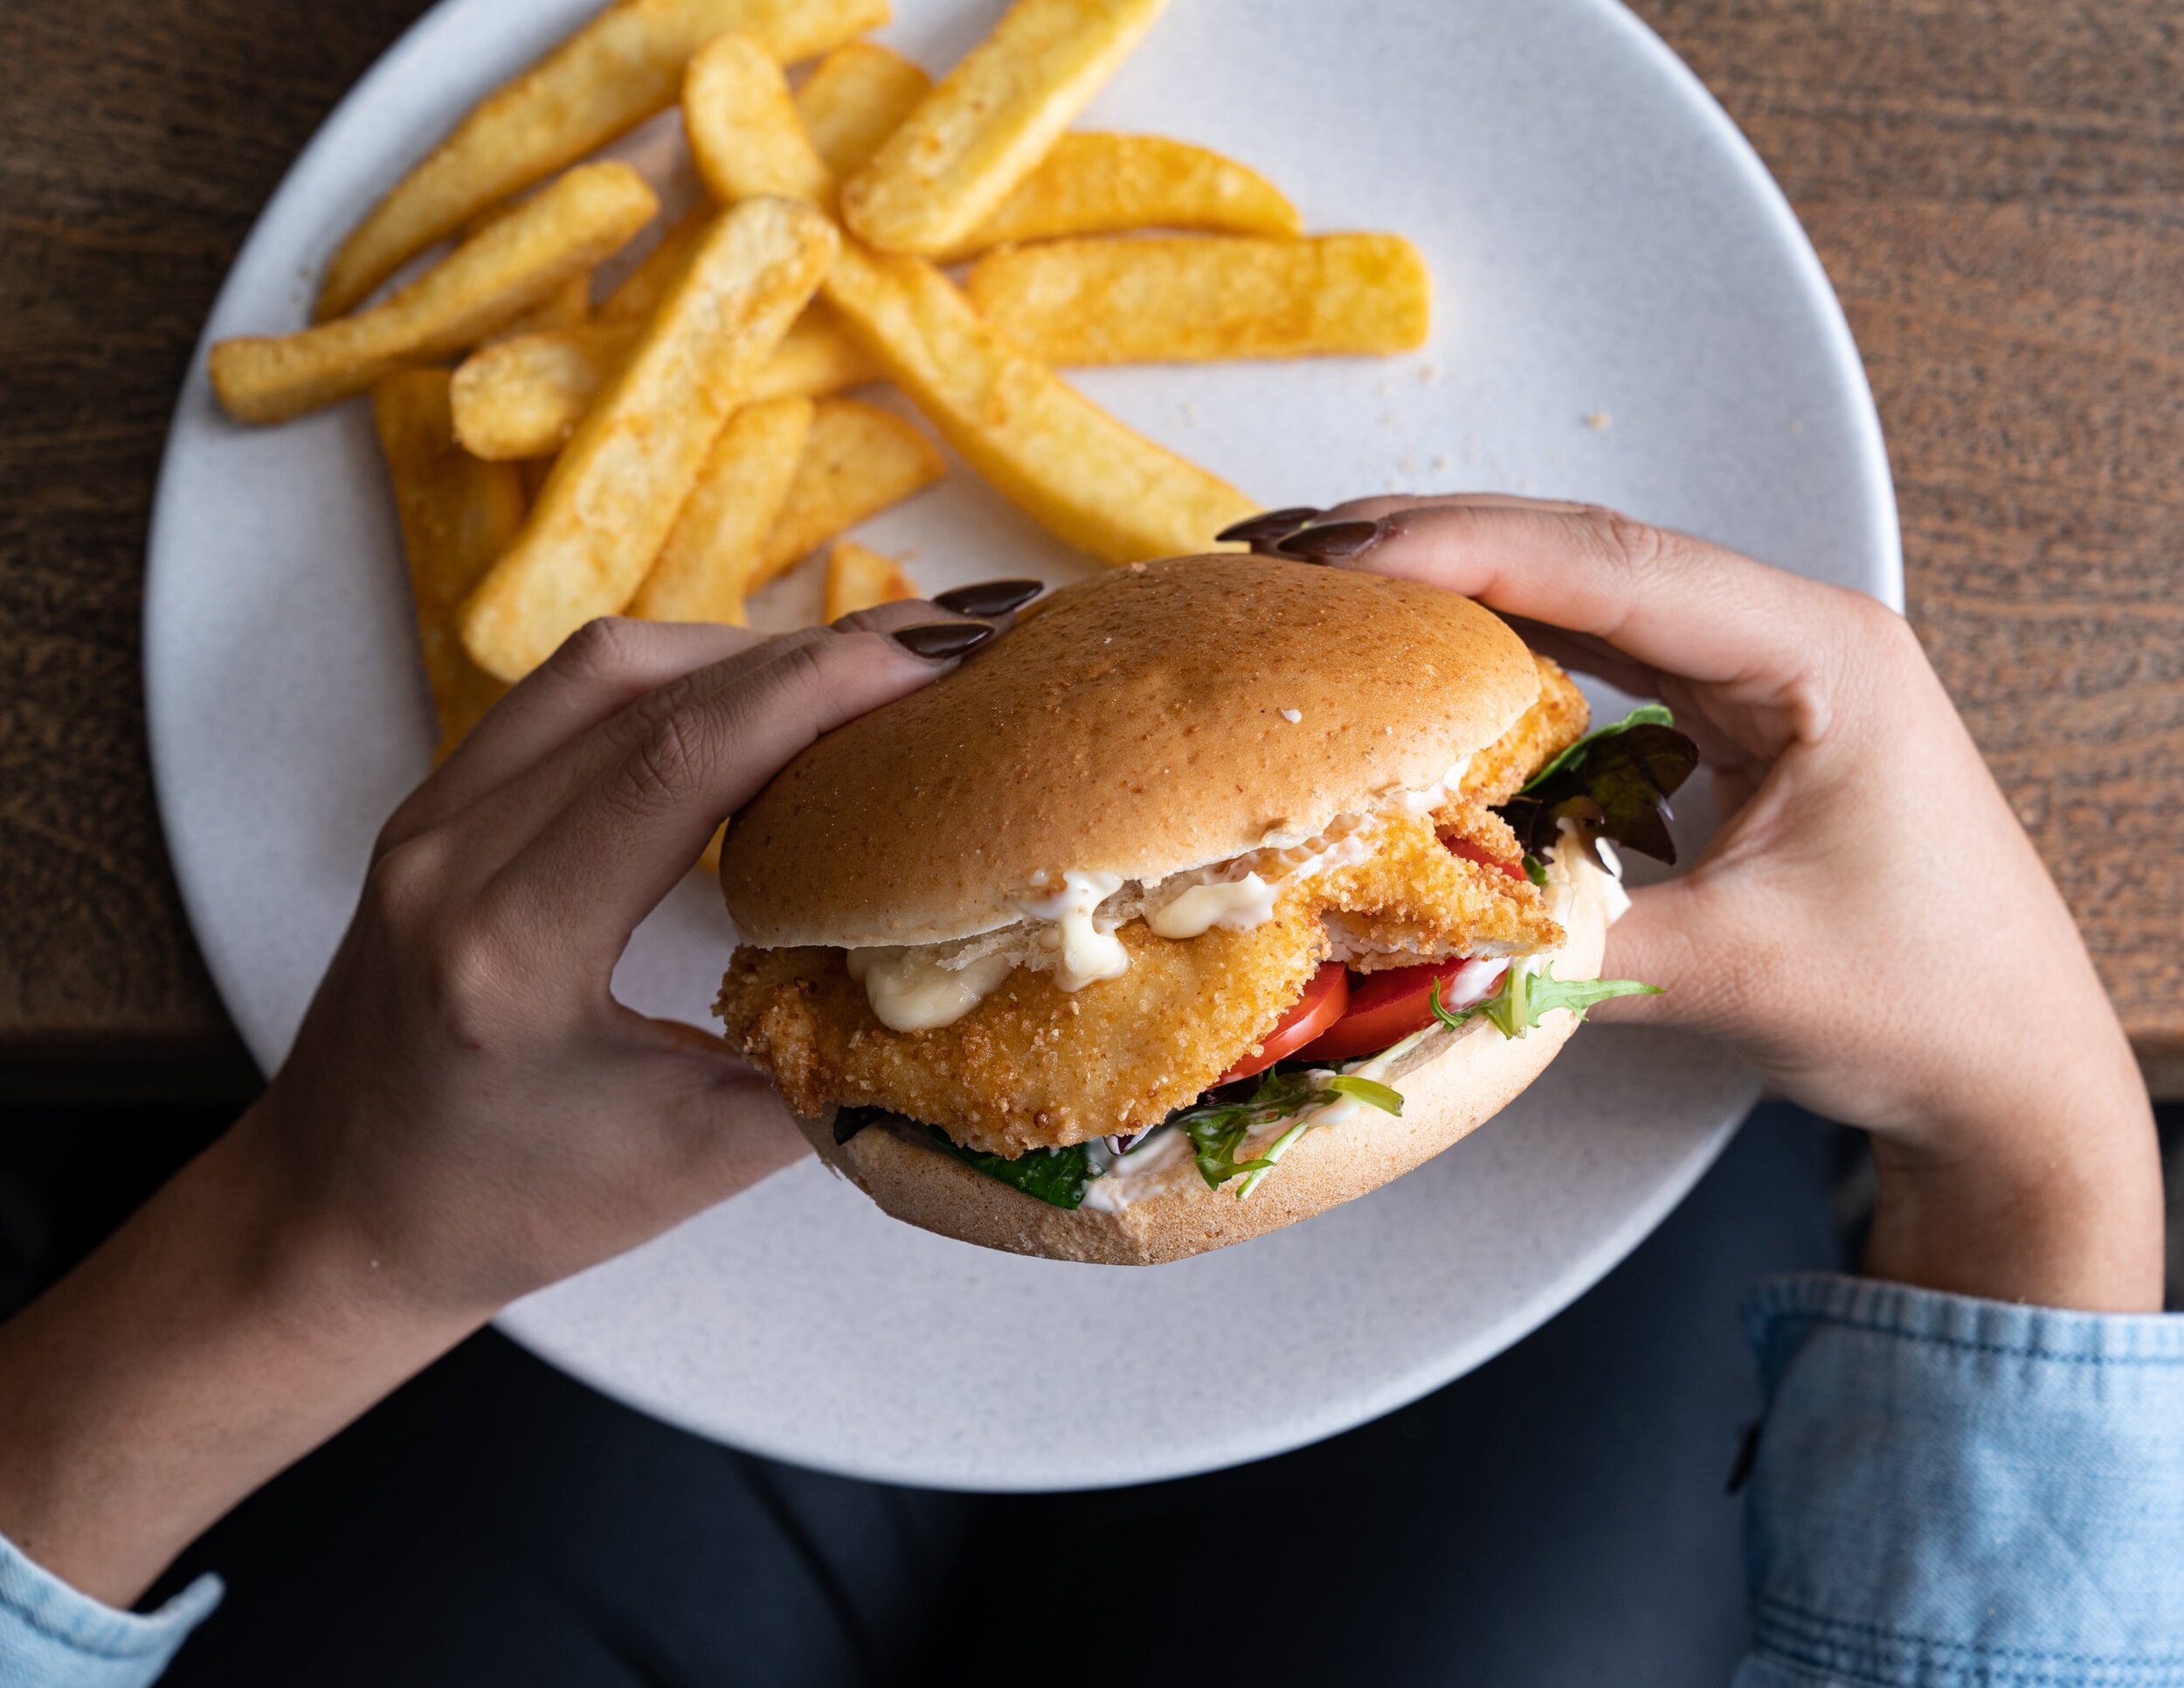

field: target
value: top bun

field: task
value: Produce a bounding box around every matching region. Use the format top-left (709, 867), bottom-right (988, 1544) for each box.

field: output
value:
top-left (721, 554), bottom-right (1539, 949)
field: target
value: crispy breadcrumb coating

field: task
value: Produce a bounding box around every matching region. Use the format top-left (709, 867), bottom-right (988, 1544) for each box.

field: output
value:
top-left (1459, 656), bottom-right (1589, 805)
top-left (717, 654), bottom-right (1593, 1156)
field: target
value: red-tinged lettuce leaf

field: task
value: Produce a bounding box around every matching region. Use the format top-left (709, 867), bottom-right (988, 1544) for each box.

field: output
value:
top-left (1496, 710), bottom-right (1698, 865)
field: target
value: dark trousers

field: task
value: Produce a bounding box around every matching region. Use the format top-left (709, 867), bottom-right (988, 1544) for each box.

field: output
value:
top-left (149, 1107), bottom-right (1849, 1686)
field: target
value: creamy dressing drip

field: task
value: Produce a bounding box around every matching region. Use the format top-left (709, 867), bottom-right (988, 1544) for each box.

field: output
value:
top-left (842, 753), bottom-right (1479, 1030)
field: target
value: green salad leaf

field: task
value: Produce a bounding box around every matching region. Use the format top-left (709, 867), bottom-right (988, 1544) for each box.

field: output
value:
top-left (927, 1130), bottom-right (1095, 1210)
top-left (1431, 965), bottom-right (1662, 1040)
top-left (1496, 704), bottom-right (1697, 866)
top-left (1171, 1067), bottom-right (1403, 1196)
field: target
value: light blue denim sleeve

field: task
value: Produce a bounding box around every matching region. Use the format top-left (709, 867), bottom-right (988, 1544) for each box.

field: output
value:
top-left (0, 1533), bottom-right (219, 1688)
top-left (1732, 1272), bottom-right (2184, 1688)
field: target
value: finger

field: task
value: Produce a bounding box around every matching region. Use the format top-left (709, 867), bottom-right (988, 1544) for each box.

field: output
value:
top-left (1338, 501), bottom-right (1861, 753)
top-left (446, 626), bottom-right (845, 870)
top-left (386, 619), bottom-right (765, 847)
top-left (493, 626), bottom-right (966, 958)
top-left (1592, 876), bottom-right (1724, 1030)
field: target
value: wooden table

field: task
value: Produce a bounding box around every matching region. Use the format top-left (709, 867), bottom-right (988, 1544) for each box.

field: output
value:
top-left (1, 0), bottom-right (2177, 1097)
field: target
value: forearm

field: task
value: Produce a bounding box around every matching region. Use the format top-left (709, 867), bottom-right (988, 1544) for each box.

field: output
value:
top-left (0, 1101), bottom-right (475, 1607)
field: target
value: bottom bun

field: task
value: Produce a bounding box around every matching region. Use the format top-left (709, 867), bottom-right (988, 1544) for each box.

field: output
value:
top-left (796, 849), bottom-right (1614, 1266)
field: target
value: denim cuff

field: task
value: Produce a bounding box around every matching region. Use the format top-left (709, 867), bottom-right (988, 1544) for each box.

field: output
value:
top-left (1739, 1272), bottom-right (2184, 1688)
top-left (0, 1531), bottom-right (220, 1688)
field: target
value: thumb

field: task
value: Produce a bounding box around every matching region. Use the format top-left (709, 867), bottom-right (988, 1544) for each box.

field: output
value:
top-left (1590, 874), bottom-right (1735, 1033)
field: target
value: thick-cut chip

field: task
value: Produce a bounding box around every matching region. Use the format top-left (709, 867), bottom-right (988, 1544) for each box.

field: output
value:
top-left (823, 539), bottom-right (918, 620)
top-left (757, 397), bottom-right (944, 585)
top-left (451, 304), bottom-right (873, 460)
top-left (314, 0), bottom-right (884, 319)
top-left (492, 271), bottom-right (592, 340)
top-left (840, 0), bottom-right (1168, 255)
top-left (370, 370), bottom-right (523, 758)
top-left (939, 135), bottom-right (1298, 259)
top-left (825, 244), bottom-right (1255, 564)
top-left (598, 205), bottom-right (708, 322)
top-left (964, 233), bottom-right (1432, 364)
top-left (459, 197), bottom-right (838, 681)
top-left (211, 163), bottom-right (657, 425)
top-left (687, 33), bottom-right (834, 206)
top-left (794, 40), bottom-right (933, 180)
top-left (631, 394), bottom-right (814, 624)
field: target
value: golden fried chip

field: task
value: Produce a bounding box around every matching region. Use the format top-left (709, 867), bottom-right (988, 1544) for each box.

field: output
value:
top-left (458, 197), bottom-right (838, 680)
top-left (965, 232), bottom-right (1432, 364)
top-left (757, 397), bottom-right (944, 585)
top-left (211, 162), bottom-right (657, 425)
top-left (631, 394), bottom-right (815, 625)
top-left (450, 304), bottom-right (872, 460)
top-left (598, 205), bottom-right (708, 322)
top-left (793, 40), bottom-right (933, 179)
top-left (686, 32), bottom-right (834, 205)
top-left (840, 0), bottom-right (1168, 255)
top-left (314, 0), bottom-right (883, 319)
top-left (825, 244), bottom-right (1255, 564)
top-left (823, 538), bottom-right (918, 620)
top-left (370, 370), bottom-right (523, 757)
top-left (492, 271), bottom-right (592, 340)
top-left (940, 134), bottom-right (1298, 259)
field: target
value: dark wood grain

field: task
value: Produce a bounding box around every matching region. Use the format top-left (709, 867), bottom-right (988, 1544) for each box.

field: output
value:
top-left (0, 0), bottom-right (2177, 1093)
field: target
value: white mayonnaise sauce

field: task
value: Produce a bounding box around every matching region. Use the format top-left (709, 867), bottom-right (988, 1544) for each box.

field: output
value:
top-left (1015, 870), bottom-right (1129, 991)
top-left (1077, 1126), bottom-right (1192, 1213)
top-left (847, 947), bottom-right (1014, 1033)
top-left (1145, 873), bottom-right (1277, 939)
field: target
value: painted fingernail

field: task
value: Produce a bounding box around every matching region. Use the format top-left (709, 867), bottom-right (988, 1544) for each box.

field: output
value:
top-left (1216, 505), bottom-right (1324, 545)
top-left (892, 620), bottom-right (996, 660)
top-left (933, 578), bottom-right (1043, 616)
top-left (1275, 518), bottom-right (1387, 559)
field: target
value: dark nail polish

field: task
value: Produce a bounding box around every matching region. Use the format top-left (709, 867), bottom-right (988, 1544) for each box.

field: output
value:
top-left (892, 620), bottom-right (996, 660)
top-left (933, 578), bottom-right (1043, 617)
top-left (1275, 518), bottom-right (1386, 560)
top-left (1216, 505), bottom-right (1324, 545)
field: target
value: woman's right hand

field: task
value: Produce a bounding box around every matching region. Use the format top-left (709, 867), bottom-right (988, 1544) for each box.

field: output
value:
top-left (1268, 495), bottom-right (2161, 1312)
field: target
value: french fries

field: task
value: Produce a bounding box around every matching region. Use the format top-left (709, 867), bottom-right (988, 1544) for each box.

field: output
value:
top-left (965, 232), bottom-right (1431, 364)
top-left (491, 271), bottom-right (592, 340)
top-left (687, 33), bottom-right (833, 206)
top-left (211, 162), bottom-right (657, 425)
top-left (824, 539), bottom-right (917, 619)
top-left (458, 196), bottom-right (838, 681)
top-left (826, 244), bottom-right (1254, 564)
top-left (314, 0), bottom-right (885, 319)
top-left (757, 396), bottom-right (945, 583)
top-left (598, 205), bottom-right (708, 322)
top-left (840, 0), bottom-right (1167, 255)
top-left (370, 370), bottom-right (522, 757)
top-left (450, 304), bottom-right (874, 460)
top-left (795, 41), bottom-right (933, 180)
top-left (632, 395), bottom-right (813, 623)
top-left (941, 135), bottom-right (1299, 258)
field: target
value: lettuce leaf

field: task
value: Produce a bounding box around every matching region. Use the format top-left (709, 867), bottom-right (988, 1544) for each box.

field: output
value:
top-left (1172, 1068), bottom-right (1402, 1195)
top-left (1496, 704), bottom-right (1697, 865)
top-left (1431, 964), bottom-right (1661, 1039)
top-left (927, 1129), bottom-right (1095, 1210)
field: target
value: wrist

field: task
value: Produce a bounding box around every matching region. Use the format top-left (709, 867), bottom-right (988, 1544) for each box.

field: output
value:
top-left (0, 1102), bottom-right (474, 1607)
top-left (1865, 1092), bottom-right (2164, 1313)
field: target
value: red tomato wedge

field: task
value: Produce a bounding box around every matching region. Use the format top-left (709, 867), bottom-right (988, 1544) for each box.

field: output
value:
top-left (1446, 835), bottom-right (1527, 882)
top-left (1218, 962), bottom-right (1351, 1083)
top-left (1296, 955), bottom-right (1510, 1064)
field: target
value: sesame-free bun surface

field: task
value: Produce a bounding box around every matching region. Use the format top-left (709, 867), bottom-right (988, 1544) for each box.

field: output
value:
top-left (722, 555), bottom-right (1539, 948)
top-left (793, 848), bottom-right (1612, 1266)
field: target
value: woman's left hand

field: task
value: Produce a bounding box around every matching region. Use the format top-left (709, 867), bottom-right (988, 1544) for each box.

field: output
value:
top-left (0, 605), bottom-right (979, 1606)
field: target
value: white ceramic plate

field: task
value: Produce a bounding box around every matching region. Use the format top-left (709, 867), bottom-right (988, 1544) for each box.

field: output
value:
top-left (146, 0), bottom-right (1898, 1490)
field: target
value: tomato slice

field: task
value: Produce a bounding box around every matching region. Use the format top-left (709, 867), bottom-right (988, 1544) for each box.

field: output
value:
top-left (1446, 835), bottom-right (1527, 882)
top-left (1296, 955), bottom-right (1510, 1064)
top-left (1219, 962), bottom-right (1351, 1083)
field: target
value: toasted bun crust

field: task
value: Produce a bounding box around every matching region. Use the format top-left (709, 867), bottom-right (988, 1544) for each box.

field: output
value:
top-left (793, 849), bottom-right (1613, 1265)
top-left (721, 555), bottom-right (1540, 949)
